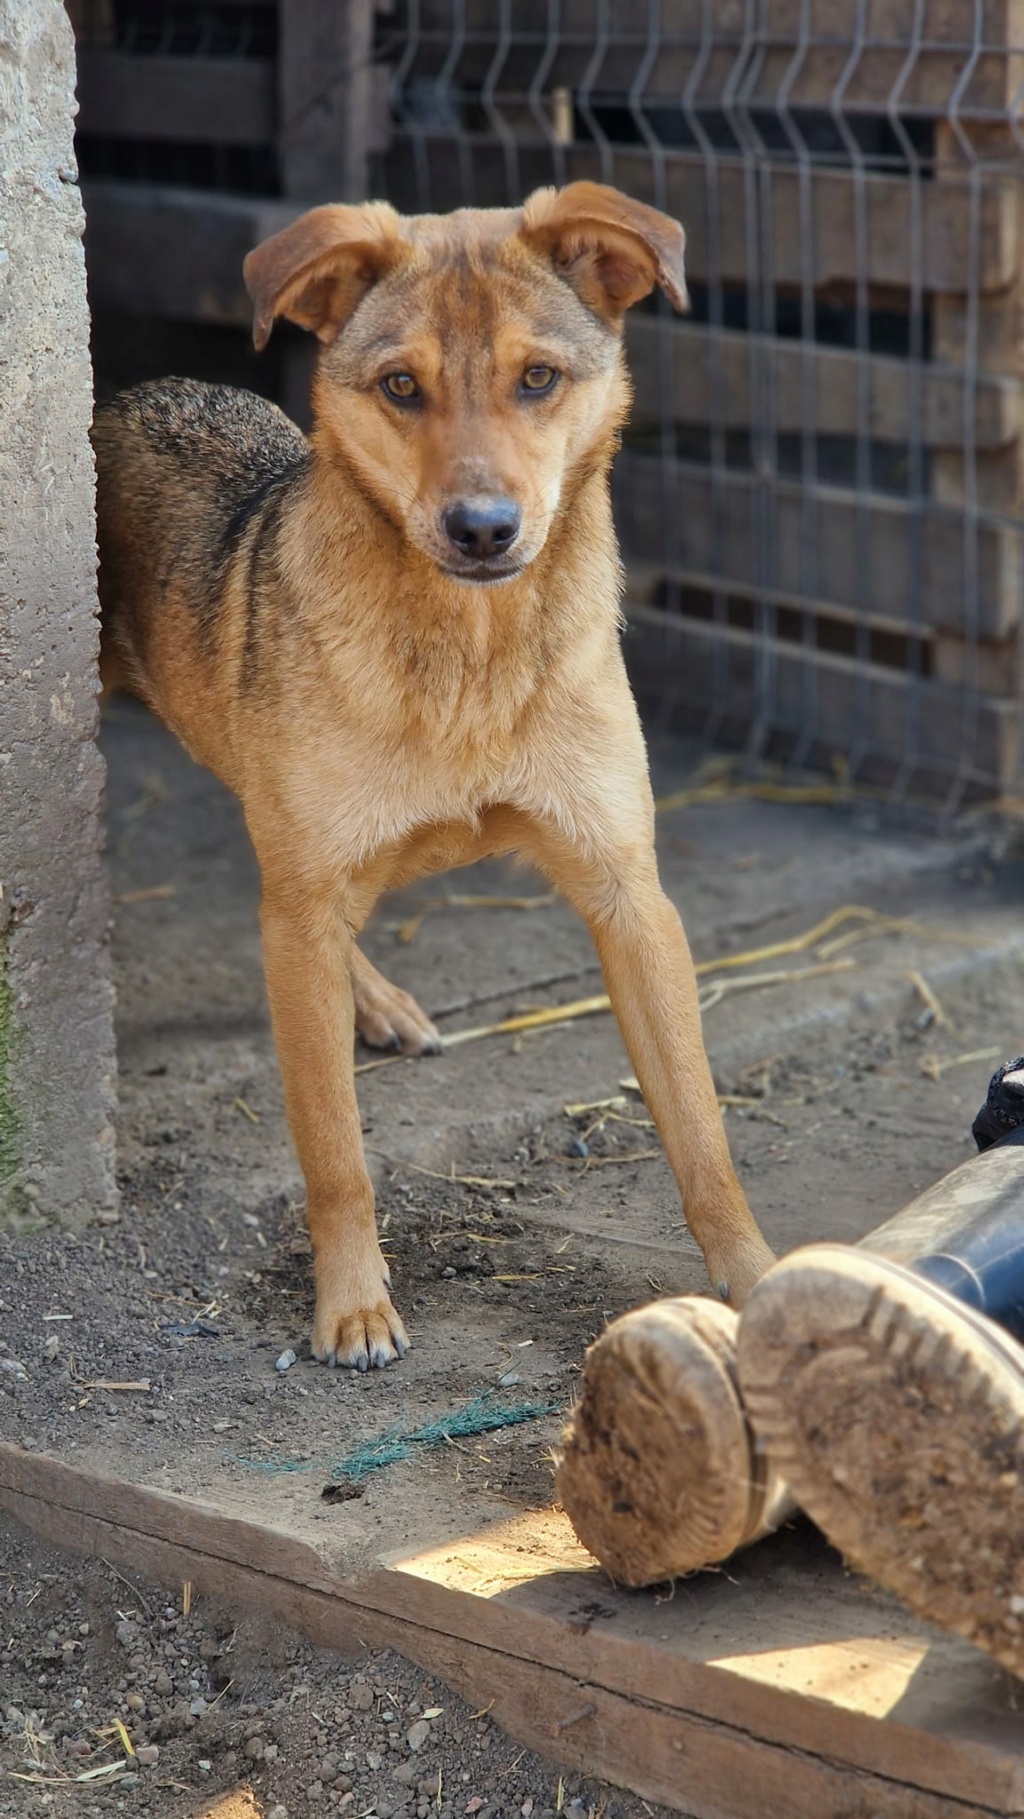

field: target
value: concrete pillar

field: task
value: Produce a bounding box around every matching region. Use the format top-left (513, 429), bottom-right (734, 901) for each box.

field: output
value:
top-left (0, 0), bottom-right (117, 1226)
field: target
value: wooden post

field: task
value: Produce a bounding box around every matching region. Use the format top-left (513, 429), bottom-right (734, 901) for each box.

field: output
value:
top-left (278, 0), bottom-right (378, 204)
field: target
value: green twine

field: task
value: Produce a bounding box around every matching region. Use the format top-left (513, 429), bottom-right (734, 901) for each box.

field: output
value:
top-left (230, 1391), bottom-right (562, 1484)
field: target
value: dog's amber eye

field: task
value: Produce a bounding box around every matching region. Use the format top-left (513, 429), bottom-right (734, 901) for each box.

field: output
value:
top-left (520, 365), bottom-right (558, 396)
top-left (381, 372), bottom-right (420, 402)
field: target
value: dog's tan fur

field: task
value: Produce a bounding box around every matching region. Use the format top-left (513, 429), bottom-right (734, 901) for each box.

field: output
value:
top-left (93, 183), bottom-right (774, 1369)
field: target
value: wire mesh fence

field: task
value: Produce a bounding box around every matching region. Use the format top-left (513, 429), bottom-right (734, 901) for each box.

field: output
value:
top-left (381, 1), bottom-right (1024, 805)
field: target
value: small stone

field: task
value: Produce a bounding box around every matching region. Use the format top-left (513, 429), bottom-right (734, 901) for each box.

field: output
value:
top-left (0, 1358), bottom-right (27, 1381)
top-left (241, 1213), bottom-right (260, 1228)
top-left (392, 1764), bottom-right (417, 1786)
top-left (367, 1749), bottom-right (383, 1771)
top-left (350, 1683), bottom-right (374, 1712)
top-left (441, 1267), bottom-right (456, 1280)
top-left (406, 1719), bottom-right (430, 1753)
top-left (115, 1620), bottom-right (138, 1649)
top-left (189, 1697), bottom-right (207, 1716)
top-left (136, 1744), bottom-right (160, 1767)
top-left (42, 1335), bottom-right (60, 1362)
top-left (275, 1349), bottom-right (297, 1373)
top-left (498, 1371), bottom-right (521, 1387)
top-left (264, 1743), bottom-right (279, 1763)
top-left (154, 1671), bottom-right (173, 1696)
top-left (67, 1740), bottom-right (91, 1759)
top-left (125, 1693), bottom-right (145, 1714)
top-left (244, 1735), bottom-right (265, 1760)
top-left (267, 1808), bottom-right (289, 1819)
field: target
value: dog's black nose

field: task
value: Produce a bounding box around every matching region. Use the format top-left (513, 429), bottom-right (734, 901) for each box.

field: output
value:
top-left (443, 496), bottom-right (521, 561)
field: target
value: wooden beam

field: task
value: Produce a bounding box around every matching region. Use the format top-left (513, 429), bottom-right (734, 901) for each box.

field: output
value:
top-left (80, 181), bottom-right (298, 324)
top-left (74, 50), bottom-right (276, 147)
top-left (613, 452), bottom-right (1022, 639)
top-left (408, 34), bottom-right (1024, 116)
top-left (625, 318), bottom-right (1022, 450)
top-left (1, 1443), bottom-right (1022, 1818)
top-left (623, 605), bottom-right (1019, 791)
top-left (279, 0), bottom-right (379, 201)
top-left (386, 140), bottom-right (1020, 293)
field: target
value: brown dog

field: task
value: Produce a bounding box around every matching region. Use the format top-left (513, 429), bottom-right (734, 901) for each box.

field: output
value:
top-left (93, 182), bottom-right (775, 1370)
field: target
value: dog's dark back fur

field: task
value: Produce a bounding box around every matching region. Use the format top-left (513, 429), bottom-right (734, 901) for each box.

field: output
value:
top-left (94, 379), bottom-right (311, 682)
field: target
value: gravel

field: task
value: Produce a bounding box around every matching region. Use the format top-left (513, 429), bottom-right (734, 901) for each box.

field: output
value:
top-left (0, 1516), bottom-right (682, 1819)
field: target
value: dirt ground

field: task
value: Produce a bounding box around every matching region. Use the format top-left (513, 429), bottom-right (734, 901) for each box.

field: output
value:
top-left (3, 700), bottom-right (1024, 1815)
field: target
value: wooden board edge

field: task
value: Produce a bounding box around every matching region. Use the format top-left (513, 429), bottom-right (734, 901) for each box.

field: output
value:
top-left (0, 1469), bottom-right (1015, 1819)
top-left (1, 1444), bottom-right (1023, 1813)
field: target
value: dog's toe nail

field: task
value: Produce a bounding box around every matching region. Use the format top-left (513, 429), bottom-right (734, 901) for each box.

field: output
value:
top-left (716, 1280), bottom-right (730, 1301)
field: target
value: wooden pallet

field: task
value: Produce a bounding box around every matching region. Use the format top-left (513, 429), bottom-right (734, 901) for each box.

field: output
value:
top-left (2, 1440), bottom-right (1023, 1818)
top-left (614, 454), bottom-right (1022, 640)
top-left (70, 1), bottom-right (392, 205)
top-left (622, 589), bottom-right (1020, 795)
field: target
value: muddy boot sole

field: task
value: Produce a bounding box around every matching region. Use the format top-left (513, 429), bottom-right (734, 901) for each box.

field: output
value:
top-left (557, 1296), bottom-right (775, 1585)
top-left (737, 1244), bottom-right (1024, 1677)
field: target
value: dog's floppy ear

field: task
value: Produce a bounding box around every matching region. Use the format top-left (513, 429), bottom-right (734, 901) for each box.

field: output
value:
top-left (520, 182), bottom-right (688, 321)
top-left (244, 202), bottom-right (403, 352)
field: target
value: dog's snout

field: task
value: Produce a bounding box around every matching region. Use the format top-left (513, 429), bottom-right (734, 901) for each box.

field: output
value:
top-left (443, 496), bottom-right (522, 561)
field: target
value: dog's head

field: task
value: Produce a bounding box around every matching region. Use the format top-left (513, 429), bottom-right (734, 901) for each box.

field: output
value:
top-left (244, 184), bottom-right (687, 585)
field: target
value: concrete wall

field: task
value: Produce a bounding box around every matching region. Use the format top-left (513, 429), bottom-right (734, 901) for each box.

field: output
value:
top-left (0, 0), bottom-right (117, 1226)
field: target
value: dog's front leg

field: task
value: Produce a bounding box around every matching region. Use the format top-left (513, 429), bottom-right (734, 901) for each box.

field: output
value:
top-left (259, 883), bottom-right (408, 1369)
top-left (528, 833), bottom-right (775, 1306)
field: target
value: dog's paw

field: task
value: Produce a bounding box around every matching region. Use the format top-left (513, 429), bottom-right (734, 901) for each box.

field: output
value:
top-left (313, 1297), bottom-right (410, 1371)
top-left (353, 971), bottom-right (442, 1057)
top-left (313, 1249), bottom-right (410, 1370)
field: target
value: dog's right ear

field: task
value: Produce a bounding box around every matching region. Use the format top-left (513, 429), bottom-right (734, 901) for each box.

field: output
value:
top-left (244, 203), bottom-right (403, 352)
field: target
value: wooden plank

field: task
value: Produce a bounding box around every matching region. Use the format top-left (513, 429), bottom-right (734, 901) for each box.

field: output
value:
top-left (933, 633), bottom-right (1019, 693)
top-left (742, 44), bottom-right (1024, 117)
top-left (1, 1443), bottom-right (1023, 1818)
top-left (414, 0), bottom-right (1024, 41)
top-left (279, 0), bottom-right (378, 201)
top-left (401, 2), bottom-right (1024, 111)
top-left (614, 453), bottom-right (1022, 638)
top-left (932, 446), bottom-right (1024, 514)
top-left (386, 140), bottom-right (1020, 293)
top-left (80, 181), bottom-right (297, 323)
top-left (404, 29), bottom-right (1023, 114)
top-left (625, 318), bottom-right (1022, 450)
top-left (622, 605), bottom-right (1020, 791)
top-left (74, 50), bottom-right (276, 147)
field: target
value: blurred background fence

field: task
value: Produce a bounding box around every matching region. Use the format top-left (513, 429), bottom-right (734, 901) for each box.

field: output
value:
top-left (67, 1), bottom-right (1024, 805)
